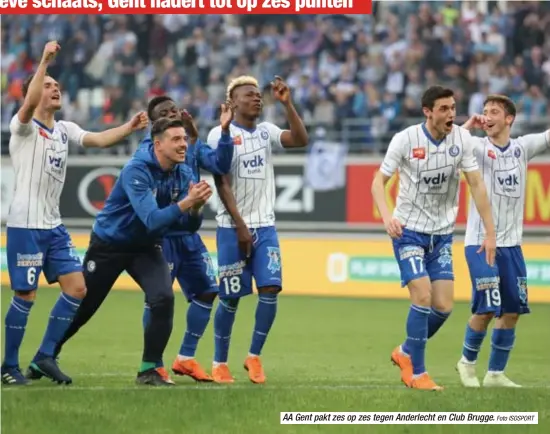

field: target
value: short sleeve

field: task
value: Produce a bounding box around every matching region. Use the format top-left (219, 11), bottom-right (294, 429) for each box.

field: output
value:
top-left (207, 126), bottom-right (222, 150)
top-left (60, 121), bottom-right (89, 147)
top-left (380, 131), bottom-right (406, 177)
top-left (261, 122), bottom-right (284, 150)
top-left (518, 131), bottom-right (550, 161)
top-left (9, 115), bottom-right (34, 137)
top-left (458, 128), bottom-right (479, 173)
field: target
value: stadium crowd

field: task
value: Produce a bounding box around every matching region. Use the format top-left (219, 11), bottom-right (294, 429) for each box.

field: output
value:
top-left (2, 2), bottom-right (550, 153)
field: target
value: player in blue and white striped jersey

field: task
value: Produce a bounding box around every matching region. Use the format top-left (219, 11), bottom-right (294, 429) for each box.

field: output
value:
top-left (457, 94), bottom-right (550, 388)
top-left (371, 86), bottom-right (497, 391)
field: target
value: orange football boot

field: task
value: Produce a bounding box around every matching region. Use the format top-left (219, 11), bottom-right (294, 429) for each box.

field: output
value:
top-left (391, 346), bottom-right (413, 387)
top-left (244, 355), bottom-right (266, 384)
top-left (156, 367), bottom-right (175, 385)
top-left (172, 358), bottom-right (213, 382)
top-left (212, 364), bottom-right (235, 384)
top-left (410, 373), bottom-right (443, 391)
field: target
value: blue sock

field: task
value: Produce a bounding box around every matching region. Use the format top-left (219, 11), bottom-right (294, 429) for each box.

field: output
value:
top-left (35, 293), bottom-right (81, 360)
top-left (402, 308), bottom-right (451, 354)
top-left (488, 328), bottom-right (515, 372)
top-left (179, 300), bottom-right (213, 357)
top-left (404, 304), bottom-right (430, 375)
top-left (3, 297), bottom-right (34, 368)
top-left (462, 324), bottom-right (487, 362)
top-left (214, 299), bottom-right (238, 363)
top-left (142, 303), bottom-right (163, 368)
top-left (249, 293), bottom-right (278, 356)
top-left (427, 308), bottom-right (451, 338)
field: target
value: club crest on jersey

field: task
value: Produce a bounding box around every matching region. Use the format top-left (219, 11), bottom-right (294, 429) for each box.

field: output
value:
top-left (437, 243), bottom-right (453, 268)
top-left (233, 135), bottom-right (242, 145)
top-left (449, 145), bottom-right (460, 157)
top-left (412, 148), bottom-right (425, 159)
top-left (267, 247), bottom-right (281, 274)
top-left (488, 149), bottom-right (496, 160)
top-left (87, 260), bottom-right (96, 273)
top-left (260, 130), bottom-right (269, 141)
top-left (517, 277), bottom-right (527, 304)
top-left (514, 147), bottom-right (521, 158)
top-left (202, 253), bottom-right (216, 278)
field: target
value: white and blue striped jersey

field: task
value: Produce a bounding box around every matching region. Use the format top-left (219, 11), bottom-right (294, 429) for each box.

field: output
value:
top-left (7, 115), bottom-right (88, 229)
top-left (465, 131), bottom-right (550, 247)
top-left (207, 122), bottom-right (284, 228)
top-left (380, 123), bottom-right (479, 235)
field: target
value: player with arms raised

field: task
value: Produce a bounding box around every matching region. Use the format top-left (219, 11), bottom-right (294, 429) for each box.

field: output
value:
top-left (207, 76), bottom-right (308, 384)
top-left (1, 41), bottom-right (147, 385)
top-left (371, 86), bottom-right (496, 391)
top-left (456, 95), bottom-right (549, 388)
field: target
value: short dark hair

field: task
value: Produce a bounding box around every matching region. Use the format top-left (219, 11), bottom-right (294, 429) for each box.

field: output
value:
top-left (22, 72), bottom-right (51, 98)
top-left (147, 95), bottom-right (174, 121)
top-left (421, 86), bottom-right (455, 110)
top-left (151, 118), bottom-right (184, 139)
top-left (483, 94), bottom-right (517, 118)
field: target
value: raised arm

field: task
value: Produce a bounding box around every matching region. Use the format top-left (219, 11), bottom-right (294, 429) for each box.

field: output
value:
top-left (82, 112), bottom-right (148, 149)
top-left (271, 76), bottom-right (308, 148)
top-left (16, 41), bottom-right (59, 127)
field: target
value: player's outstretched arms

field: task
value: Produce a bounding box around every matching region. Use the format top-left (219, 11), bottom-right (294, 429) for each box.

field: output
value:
top-left (521, 129), bottom-right (550, 160)
top-left (193, 103), bottom-right (235, 175)
top-left (16, 41), bottom-right (60, 126)
top-left (271, 76), bottom-right (309, 148)
top-left (82, 112), bottom-right (148, 148)
top-left (371, 171), bottom-right (404, 239)
top-left (122, 165), bottom-right (210, 233)
top-left (214, 174), bottom-right (253, 258)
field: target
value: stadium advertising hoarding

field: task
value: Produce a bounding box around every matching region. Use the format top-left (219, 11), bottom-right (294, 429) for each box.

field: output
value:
top-left (1, 234), bottom-right (549, 303)
top-left (2, 159), bottom-right (548, 230)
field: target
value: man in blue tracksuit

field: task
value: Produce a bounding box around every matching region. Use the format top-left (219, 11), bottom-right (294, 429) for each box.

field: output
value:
top-left (53, 116), bottom-right (233, 386)
top-left (140, 95), bottom-right (235, 382)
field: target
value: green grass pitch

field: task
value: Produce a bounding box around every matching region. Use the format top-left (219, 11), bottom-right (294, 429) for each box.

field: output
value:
top-left (1, 288), bottom-right (549, 434)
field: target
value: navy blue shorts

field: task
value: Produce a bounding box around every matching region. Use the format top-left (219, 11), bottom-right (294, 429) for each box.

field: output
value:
top-left (216, 226), bottom-right (282, 299)
top-left (162, 233), bottom-right (217, 301)
top-left (465, 245), bottom-right (529, 316)
top-left (392, 228), bottom-right (454, 287)
top-left (7, 225), bottom-right (82, 291)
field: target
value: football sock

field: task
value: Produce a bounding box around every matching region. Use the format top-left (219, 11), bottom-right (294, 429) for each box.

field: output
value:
top-left (140, 361), bottom-right (157, 373)
top-left (179, 300), bottom-right (213, 358)
top-left (488, 328), bottom-right (515, 372)
top-left (427, 308), bottom-right (451, 338)
top-left (142, 295), bottom-right (174, 368)
top-left (3, 297), bottom-right (34, 367)
top-left (214, 299), bottom-right (239, 363)
top-left (405, 304), bottom-right (430, 376)
top-left (462, 324), bottom-right (486, 363)
top-left (35, 293), bottom-right (81, 360)
top-left (142, 304), bottom-right (163, 368)
top-left (249, 293), bottom-right (278, 356)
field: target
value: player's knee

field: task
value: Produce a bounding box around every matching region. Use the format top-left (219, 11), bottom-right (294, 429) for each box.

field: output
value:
top-left (14, 290), bottom-right (37, 301)
top-left (63, 285), bottom-right (87, 300)
top-left (257, 286), bottom-right (281, 295)
top-left (497, 313), bottom-right (519, 328)
top-left (432, 299), bottom-right (453, 313)
top-left (149, 290), bottom-right (175, 313)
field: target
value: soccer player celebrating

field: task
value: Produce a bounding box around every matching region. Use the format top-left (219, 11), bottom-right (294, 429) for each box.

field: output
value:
top-left (2, 41), bottom-right (148, 386)
top-left (53, 118), bottom-right (214, 386)
top-left (371, 86), bottom-right (497, 391)
top-left (207, 75), bottom-right (308, 384)
top-left (140, 96), bottom-right (235, 382)
top-left (457, 95), bottom-right (549, 388)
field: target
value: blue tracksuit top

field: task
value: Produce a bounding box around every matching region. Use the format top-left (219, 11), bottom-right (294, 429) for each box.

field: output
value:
top-left (93, 143), bottom-right (201, 245)
top-left (137, 131), bottom-right (233, 237)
